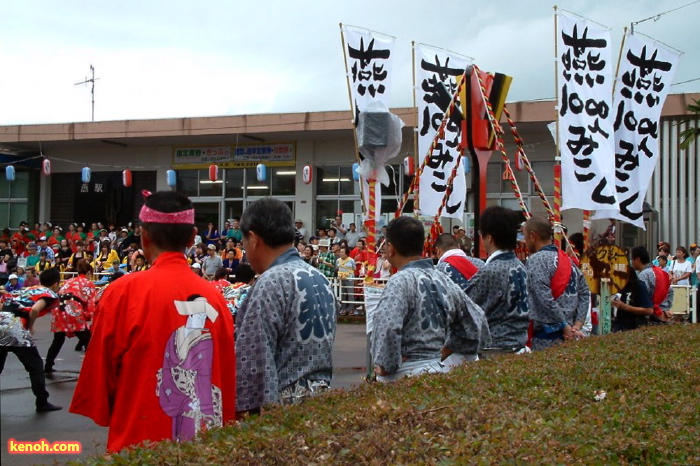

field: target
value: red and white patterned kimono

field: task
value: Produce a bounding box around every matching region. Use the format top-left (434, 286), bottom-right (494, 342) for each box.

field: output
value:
top-left (53, 275), bottom-right (96, 337)
top-left (211, 279), bottom-right (231, 294)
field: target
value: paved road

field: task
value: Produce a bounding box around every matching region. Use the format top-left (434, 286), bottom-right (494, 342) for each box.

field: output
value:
top-left (1, 318), bottom-right (368, 465)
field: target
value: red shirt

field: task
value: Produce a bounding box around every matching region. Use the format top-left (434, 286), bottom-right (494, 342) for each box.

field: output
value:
top-left (70, 252), bottom-right (236, 452)
top-left (66, 232), bottom-right (82, 253)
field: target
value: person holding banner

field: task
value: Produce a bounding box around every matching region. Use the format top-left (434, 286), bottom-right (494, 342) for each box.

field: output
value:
top-left (466, 207), bottom-right (530, 355)
top-left (523, 216), bottom-right (590, 351)
top-left (371, 217), bottom-right (489, 382)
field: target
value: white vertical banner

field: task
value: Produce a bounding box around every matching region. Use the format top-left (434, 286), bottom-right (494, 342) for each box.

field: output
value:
top-left (557, 11), bottom-right (617, 211)
top-left (342, 25), bottom-right (396, 218)
top-left (415, 44), bottom-right (471, 219)
top-left (593, 33), bottom-right (680, 228)
top-left (342, 25), bottom-right (395, 117)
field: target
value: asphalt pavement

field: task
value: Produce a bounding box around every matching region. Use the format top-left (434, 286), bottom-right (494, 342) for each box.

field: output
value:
top-left (1, 317), bottom-right (369, 465)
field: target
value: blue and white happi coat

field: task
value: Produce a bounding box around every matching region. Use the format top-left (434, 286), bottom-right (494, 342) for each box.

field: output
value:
top-left (436, 250), bottom-right (485, 292)
top-left (371, 259), bottom-right (490, 376)
top-left (526, 244), bottom-right (590, 349)
top-left (235, 248), bottom-right (338, 412)
top-left (465, 251), bottom-right (530, 350)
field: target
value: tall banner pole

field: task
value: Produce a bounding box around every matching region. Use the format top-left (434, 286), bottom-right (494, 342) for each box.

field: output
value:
top-left (411, 41), bottom-right (420, 214)
top-left (583, 210), bottom-right (591, 251)
top-left (339, 23), bottom-right (367, 217)
top-left (553, 6), bottom-right (563, 248)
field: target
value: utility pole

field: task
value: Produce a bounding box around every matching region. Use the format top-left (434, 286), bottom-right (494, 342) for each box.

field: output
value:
top-left (75, 65), bottom-right (99, 121)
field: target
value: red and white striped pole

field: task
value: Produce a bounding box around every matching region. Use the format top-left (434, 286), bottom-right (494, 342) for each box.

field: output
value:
top-left (553, 163), bottom-right (562, 248)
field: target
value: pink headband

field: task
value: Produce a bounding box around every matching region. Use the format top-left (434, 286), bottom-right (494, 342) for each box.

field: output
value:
top-left (139, 205), bottom-right (195, 224)
top-left (139, 191), bottom-right (194, 224)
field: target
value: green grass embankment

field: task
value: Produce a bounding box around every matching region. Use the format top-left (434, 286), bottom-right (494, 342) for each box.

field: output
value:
top-left (80, 324), bottom-right (700, 465)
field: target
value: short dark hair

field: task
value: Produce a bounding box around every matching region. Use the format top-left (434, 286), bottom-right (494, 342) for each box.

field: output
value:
top-left (435, 233), bottom-right (459, 251)
top-left (524, 216), bottom-right (552, 241)
top-left (234, 263), bottom-right (256, 283)
top-left (676, 246), bottom-right (689, 259)
top-left (140, 191), bottom-right (195, 252)
top-left (240, 198), bottom-right (295, 248)
top-left (214, 268), bottom-right (229, 280)
top-left (39, 267), bottom-right (60, 287)
top-left (631, 245), bottom-right (650, 264)
top-left (479, 206), bottom-right (520, 250)
top-left (569, 232), bottom-right (584, 255)
top-left (386, 216), bottom-right (424, 257)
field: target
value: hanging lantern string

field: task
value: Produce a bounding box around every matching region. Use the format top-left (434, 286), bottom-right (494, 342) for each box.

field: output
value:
top-left (0, 154), bottom-right (44, 167)
top-left (0, 153), bottom-right (181, 171)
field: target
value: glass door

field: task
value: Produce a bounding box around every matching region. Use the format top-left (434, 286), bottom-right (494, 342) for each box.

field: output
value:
top-left (192, 201), bottom-right (222, 234)
top-left (245, 198), bottom-right (295, 219)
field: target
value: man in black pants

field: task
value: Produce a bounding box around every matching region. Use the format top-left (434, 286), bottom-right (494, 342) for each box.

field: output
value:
top-left (0, 267), bottom-right (63, 412)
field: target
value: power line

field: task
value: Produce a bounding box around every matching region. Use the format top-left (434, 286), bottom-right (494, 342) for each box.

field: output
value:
top-left (671, 77), bottom-right (700, 86)
top-left (631, 0), bottom-right (700, 32)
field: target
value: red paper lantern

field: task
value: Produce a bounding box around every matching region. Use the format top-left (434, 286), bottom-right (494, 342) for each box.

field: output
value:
top-left (42, 158), bottom-right (51, 176)
top-left (209, 164), bottom-right (219, 182)
top-left (515, 151), bottom-right (523, 171)
top-left (122, 169), bottom-right (132, 187)
top-left (302, 164), bottom-right (313, 184)
top-left (403, 156), bottom-right (415, 176)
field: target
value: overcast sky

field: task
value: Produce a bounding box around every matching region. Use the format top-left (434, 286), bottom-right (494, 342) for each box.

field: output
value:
top-left (1, 0), bottom-right (698, 125)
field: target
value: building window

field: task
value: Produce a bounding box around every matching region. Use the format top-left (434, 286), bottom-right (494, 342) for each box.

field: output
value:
top-left (178, 167), bottom-right (295, 199)
top-left (177, 169), bottom-right (223, 197)
top-left (316, 166), bottom-right (355, 196)
top-left (199, 169), bottom-right (223, 197)
top-left (244, 168), bottom-right (270, 196)
top-left (0, 171), bottom-right (30, 228)
top-left (315, 200), bottom-right (356, 231)
top-left (530, 161), bottom-right (555, 193)
top-left (272, 168), bottom-right (296, 196)
top-left (486, 162), bottom-right (530, 195)
top-left (225, 169), bottom-right (244, 198)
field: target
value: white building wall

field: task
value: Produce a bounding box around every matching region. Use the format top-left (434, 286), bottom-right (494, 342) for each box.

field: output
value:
top-left (655, 117), bottom-right (700, 248)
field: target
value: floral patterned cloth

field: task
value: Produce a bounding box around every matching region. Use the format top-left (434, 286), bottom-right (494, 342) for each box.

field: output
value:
top-left (0, 287), bottom-right (59, 347)
top-left (53, 275), bottom-right (96, 337)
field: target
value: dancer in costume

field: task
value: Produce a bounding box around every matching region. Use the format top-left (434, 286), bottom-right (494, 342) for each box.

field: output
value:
top-left (70, 191), bottom-right (236, 452)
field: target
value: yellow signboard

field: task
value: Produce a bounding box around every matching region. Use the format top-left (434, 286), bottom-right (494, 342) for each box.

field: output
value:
top-left (172, 143), bottom-right (296, 169)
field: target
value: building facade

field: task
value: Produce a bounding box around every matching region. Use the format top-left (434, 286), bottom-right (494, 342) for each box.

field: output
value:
top-left (0, 94), bottom-right (697, 248)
